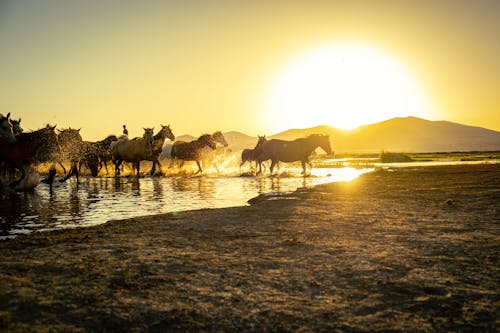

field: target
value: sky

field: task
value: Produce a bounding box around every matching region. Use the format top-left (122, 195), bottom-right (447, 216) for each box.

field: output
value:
top-left (0, 0), bottom-right (499, 140)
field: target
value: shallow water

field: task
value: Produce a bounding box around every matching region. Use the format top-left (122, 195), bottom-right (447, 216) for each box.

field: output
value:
top-left (0, 167), bottom-right (371, 239)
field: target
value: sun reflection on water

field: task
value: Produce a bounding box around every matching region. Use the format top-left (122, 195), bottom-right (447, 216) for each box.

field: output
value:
top-left (311, 167), bottom-right (371, 182)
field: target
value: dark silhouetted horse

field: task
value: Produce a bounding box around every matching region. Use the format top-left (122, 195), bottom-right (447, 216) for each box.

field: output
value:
top-left (0, 125), bottom-right (60, 187)
top-left (255, 134), bottom-right (332, 174)
top-left (170, 134), bottom-right (217, 174)
top-left (240, 135), bottom-right (267, 171)
top-left (57, 128), bottom-right (84, 182)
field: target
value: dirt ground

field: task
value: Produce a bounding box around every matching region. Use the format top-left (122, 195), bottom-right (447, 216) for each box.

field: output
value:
top-left (0, 164), bottom-right (499, 332)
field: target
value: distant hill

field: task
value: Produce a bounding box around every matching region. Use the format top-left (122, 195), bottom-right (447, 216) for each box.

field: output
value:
top-left (173, 117), bottom-right (500, 153)
top-left (270, 117), bottom-right (500, 153)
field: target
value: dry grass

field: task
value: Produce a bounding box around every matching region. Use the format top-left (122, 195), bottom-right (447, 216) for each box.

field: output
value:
top-left (0, 164), bottom-right (499, 332)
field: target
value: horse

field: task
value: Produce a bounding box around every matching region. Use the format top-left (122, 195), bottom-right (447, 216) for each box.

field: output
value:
top-left (96, 135), bottom-right (118, 174)
top-left (111, 128), bottom-right (154, 176)
top-left (77, 135), bottom-right (118, 176)
top-left (57, 128), bottom-right (84, 182)
top-left (170, 134), bottom-right (217, 174)
top-left (240, 135), bottom-right (267, 170)
top-left (0, 125), bottom-right (60, 188)
top-left (0, 115), bottom-right (23, 179)
top-left (78, 142), bottom-right (100, 177)
top-left (0, 113), bottom-right (16, 144)
top-left (143, 125), bottom-right (175, 175)
top-left (255, 134), bottom-right (332, 174)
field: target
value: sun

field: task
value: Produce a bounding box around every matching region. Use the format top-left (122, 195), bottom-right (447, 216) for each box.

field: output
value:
top-left (263, 42), bottom-right (434, 131)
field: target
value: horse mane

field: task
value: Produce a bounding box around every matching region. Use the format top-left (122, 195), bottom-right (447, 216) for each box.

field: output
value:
top-left (198, 134), bottom-right (211, 140)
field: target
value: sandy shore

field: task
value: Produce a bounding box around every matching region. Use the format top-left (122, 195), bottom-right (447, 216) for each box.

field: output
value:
top-left (0, 164), bottom-right (499, 332)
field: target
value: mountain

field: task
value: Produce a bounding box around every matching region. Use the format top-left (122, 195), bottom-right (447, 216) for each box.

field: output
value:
top-left (270, 117), bottom-right (500, 153)
top-left (174, 117), bottom-right (500, 153)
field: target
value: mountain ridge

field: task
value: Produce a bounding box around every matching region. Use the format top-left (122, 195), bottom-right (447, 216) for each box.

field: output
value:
top-left (176, 117), bottom-right (500, 153)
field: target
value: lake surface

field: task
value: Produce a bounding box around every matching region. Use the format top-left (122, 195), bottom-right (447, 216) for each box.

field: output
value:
top-left (0, 167), bottom-right (371, 239)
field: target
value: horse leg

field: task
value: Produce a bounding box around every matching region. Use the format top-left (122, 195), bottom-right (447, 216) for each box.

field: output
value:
top-left (114, 160), bottom-right (122, 177)
top-left (58, 161), bottom-right (67, 174)
top-left (41, 167), bottom-right (57, 186)
top-left (99, 160), bottom-right (104, 174)
top-left (60, 163), bottom-right (79, 183)
top-left (135, 161), bottom-right (141, 177)
top-left (74, 163), bottom-right (80, 183)
top-left (270, 160), bottom-right (277, 174)
top-left (150, 159), bottom-right (157, 176)
top-left (306, 159), bottom-right (313, 175)
top-left (257, 160), bottom-right (263, 175)
top-left (300, 160), bottom-right (306, 174)
top-left (103, 159), bottom-right (110, 175)
top-left (195, 160), bottom-right (203, 174)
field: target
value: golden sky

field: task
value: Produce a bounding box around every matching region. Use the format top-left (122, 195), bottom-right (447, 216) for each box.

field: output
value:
top-left (0, 0), bottom-right (498, 140)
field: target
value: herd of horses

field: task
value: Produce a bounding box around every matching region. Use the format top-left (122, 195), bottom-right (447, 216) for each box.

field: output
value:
top-left (0, 113), bottom-right (333, 190)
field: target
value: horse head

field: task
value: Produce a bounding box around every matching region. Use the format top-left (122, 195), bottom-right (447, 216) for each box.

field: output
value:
top-left (257, 135), bottom-right (267, 146)
top-left (159, 124), bottom-right (175, 141)
top-left (0, 112), bottom-right (16, 144)
top-left (212, 131), bottom-right (228, 147)
top-left (143, 127), bottom-right (155, 146)
top-left (11, 118), bottom-right (23, 135)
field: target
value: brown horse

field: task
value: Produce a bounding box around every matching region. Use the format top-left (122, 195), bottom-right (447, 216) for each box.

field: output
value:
top-left (240, 135), bottom-right (267, 170)
top-left (111, 128), bottom-right (155, 176)
top-left (78, 142), bottom-right (100, 177)
top-left (143, 125), bottom-right (175, 175)
top-left (57, 128), bottom-right (84, 182)
top-left (255, 134), bottom-right (332, 174)
top-left (0, 125), bottom-right (60, 187)
top-left (0, 113), bottom-right (16, 144)
top-left (170, 134), bottom-right (217, 174)
top-left (77, 135), bottom-right (118, 176)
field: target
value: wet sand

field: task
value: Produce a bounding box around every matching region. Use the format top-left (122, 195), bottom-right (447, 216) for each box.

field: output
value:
top-left (0, 164), bottom-right (499, 332)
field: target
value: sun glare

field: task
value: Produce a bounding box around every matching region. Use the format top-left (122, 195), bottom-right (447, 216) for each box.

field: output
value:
top-left (263, 42), bottom-right (434, 131)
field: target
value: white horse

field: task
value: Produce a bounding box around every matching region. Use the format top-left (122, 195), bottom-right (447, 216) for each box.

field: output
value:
top-left (111, 128), bottom-right (154, 176)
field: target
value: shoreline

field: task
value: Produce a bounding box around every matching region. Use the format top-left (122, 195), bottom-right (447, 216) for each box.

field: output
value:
top-left (1, 164), bottom-right (499, 331)
top-left (0, 166), bottom-right (373, 240)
